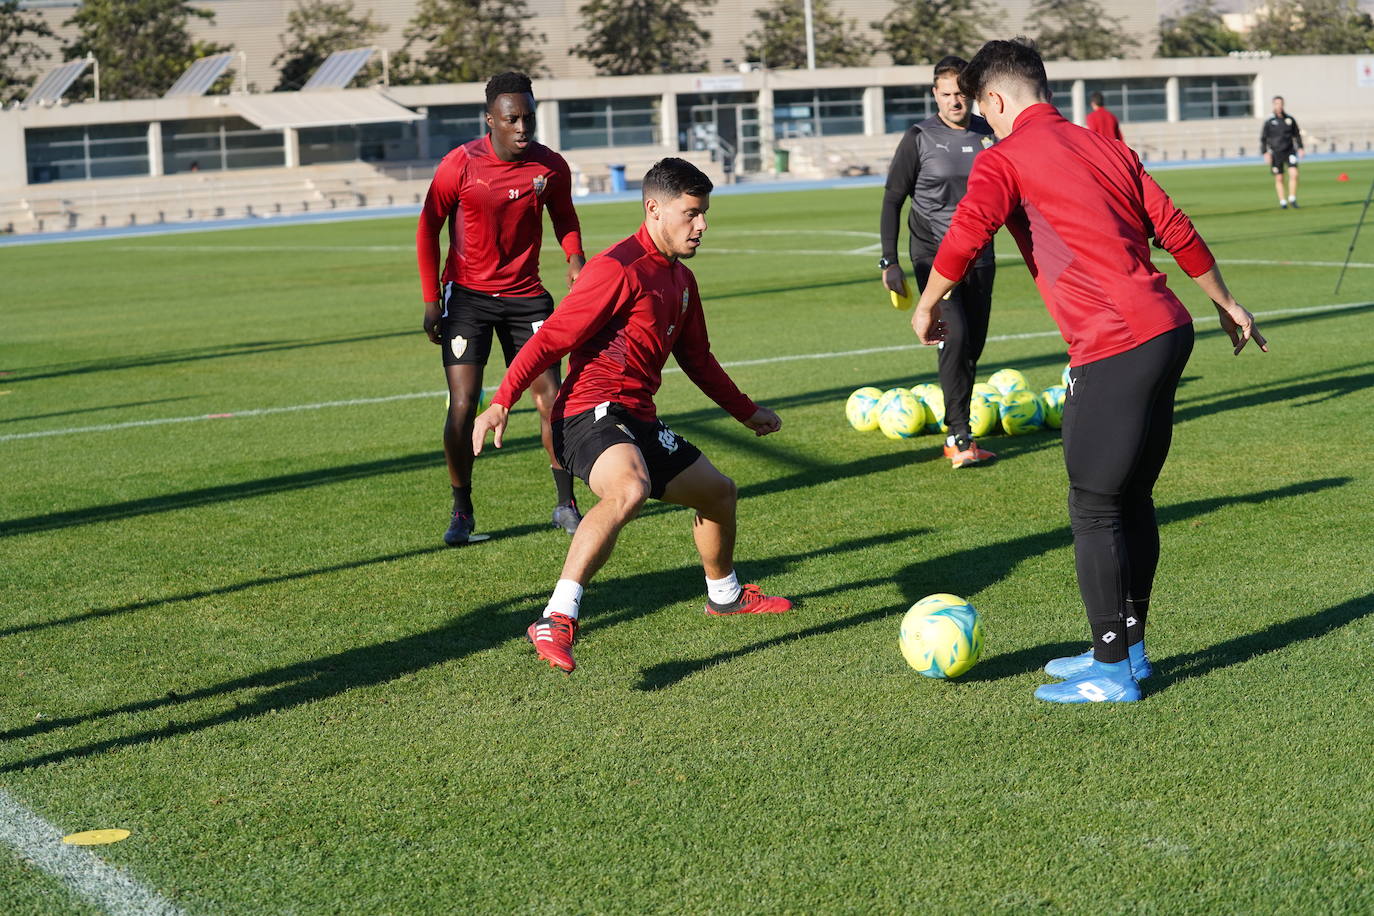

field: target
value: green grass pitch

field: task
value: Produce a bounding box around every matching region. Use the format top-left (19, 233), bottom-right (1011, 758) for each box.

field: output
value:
top-left (2, 162), bottom-right (1373, 913)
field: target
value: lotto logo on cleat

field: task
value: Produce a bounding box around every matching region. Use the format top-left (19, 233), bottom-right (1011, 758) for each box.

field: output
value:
top-left (1077, 682), bottom-right (1109, 702)
top-left (1101, 631), bottom-right (1118, 643)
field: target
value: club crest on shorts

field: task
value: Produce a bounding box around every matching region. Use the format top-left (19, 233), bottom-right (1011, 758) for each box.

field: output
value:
top-left (450, 336), bottom-right (468, 360)
top-left (658, 426), bottom-right (679, 454)
top-left (532, 174), bottom-right (547, 195)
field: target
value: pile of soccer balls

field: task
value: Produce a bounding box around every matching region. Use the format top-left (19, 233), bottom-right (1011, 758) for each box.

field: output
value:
top-left (845, 366), bottom-right (1070, 440)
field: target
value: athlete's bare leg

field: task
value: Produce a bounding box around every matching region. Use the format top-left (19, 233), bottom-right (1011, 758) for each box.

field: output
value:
top-left (443, 363), bottom-right (484, 487)
top-left (528, 366), bottom-right (566, 470)
top-left (558, 443), bottom-right (650, 584)
top-left (1287, 166), bottom-right (1300, 201)
top-left (660, 455), bottom-right (737, 579)
top-left (1273, 171), bottom-right (1286, 205)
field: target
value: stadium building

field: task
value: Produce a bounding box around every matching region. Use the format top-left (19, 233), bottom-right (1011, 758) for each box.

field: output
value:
top-left (3, 1), bottom-right (1374, 235)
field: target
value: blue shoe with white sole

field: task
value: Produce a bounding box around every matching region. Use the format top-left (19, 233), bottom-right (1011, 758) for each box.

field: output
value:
top-left (1045, 643), bottom-right (1153, 681)
top-left (1035, 659), bottom-right (1142, 703)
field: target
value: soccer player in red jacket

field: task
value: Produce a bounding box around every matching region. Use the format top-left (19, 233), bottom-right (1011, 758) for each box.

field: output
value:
top-left (472, 158), bottom-right (791, 673)
top-left (417, 71), bottom-right (586, 547)
top-left (1085, 92), bottom-right (1123, 142)
top-left (913, 40), bottom-right (1267, 703)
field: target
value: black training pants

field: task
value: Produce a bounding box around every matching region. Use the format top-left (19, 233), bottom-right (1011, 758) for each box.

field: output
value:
top-left (1061, 323), bottom-right (1194, 662)
top-left (914, 257), bottom-right (995, 441)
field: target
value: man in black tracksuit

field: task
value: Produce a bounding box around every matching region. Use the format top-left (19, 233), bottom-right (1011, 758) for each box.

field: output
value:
top-left (880, 55), bottom-right (997, 469)
top-left (1260, 95), bottom-right (1303, 209)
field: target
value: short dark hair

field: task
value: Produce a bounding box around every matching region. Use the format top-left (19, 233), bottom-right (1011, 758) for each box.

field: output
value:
top-left (1090, 91), bottom-right (1105, 106)
top-left (485, 72), bottom-right (533, 110)
top-left (959, 38), bottom-right (1049, 102)
top-left (933, 55), bottom-right (967, 83)
top-left (642, 157), bottom-right (713, 202)
top-left (1273, 95), bottom-right (1284, 102)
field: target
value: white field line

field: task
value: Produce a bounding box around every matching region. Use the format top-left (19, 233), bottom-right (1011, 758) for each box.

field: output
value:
top-left (2, 299), bottom-right (1368, 445)
top-left (106, 242), bottom-right (1374, 270)
top-left (0, 788), bottom-right (186, 915)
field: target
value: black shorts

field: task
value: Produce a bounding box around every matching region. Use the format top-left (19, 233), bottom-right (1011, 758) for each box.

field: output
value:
top-left (440, 283), bottom-right (554, 367)
top-left (1269, 150), bottom-right (1299, 174)
top-left (552, 402), bottom-right (702, 500)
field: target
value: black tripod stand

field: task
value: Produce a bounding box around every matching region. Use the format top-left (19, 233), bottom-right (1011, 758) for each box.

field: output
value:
top-left (1334, 175), bottom-right (1374, 295)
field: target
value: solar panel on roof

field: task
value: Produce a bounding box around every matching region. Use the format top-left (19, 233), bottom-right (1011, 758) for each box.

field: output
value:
top-left (302, 48), bottom-right (375, 91)
top-left (164, 52), bottom-right (236, 98)
top-left (23, 58), bottom-right (92, 107)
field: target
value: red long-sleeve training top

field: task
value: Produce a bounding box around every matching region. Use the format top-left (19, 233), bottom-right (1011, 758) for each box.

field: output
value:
top-left (415, 134), bottom-right (583, 300)
top-left (1085, 107), bottom-right (1124, 142)
top-left (492, 224), bottom-right (757, 423)
top-left (934, 104), bottom-right (1215, 365)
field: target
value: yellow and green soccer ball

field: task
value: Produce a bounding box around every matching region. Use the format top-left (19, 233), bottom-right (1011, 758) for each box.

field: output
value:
top-left (910, 382), bottom-right (939, 402)
top-left (1041, 385), bottom-right (1067, 429)
top-left (919, 388), bottom-right (947, 434)
top-left (988, 368), bottom-right (1029, 397)
top-left (969, 395), bottom-right (999, 437)
top-left (899, 593), bottom-right (984, 679)
top-left (971, 381), bottom-right (1000, 403)
top-left (877, 388), bottom-right (924, 439)
top-left (999, 389), bottom-right (1044, 435)
top-left (1062, 363), bottom-right (1073, 388)
top-left (846, 386), bottom-right (884, 431)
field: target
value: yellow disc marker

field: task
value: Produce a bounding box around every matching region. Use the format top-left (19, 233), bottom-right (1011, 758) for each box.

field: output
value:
top-left (62, 829), bottom-right (130, 846)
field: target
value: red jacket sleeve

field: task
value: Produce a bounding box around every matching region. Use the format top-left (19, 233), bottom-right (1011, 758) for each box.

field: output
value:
top-left (416, 152), bottom-right (463, 302)
top-left (547, 155), bottom-right (584, 262)
top-left (933, 149), bottom-right (1020, 283)
top-left (491, 255), bottom-right (628, 410)
top-left (671, 276), bottom-right (757, 422)
top-left (1136, 155), bottom-right (1215, 278)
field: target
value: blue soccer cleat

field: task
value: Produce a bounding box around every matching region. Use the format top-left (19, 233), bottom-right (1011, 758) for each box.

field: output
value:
top-left (1035, 660), bottom-right (1142, 703)
top-left (443, 511), bottom-right (475, 546)
top-left (1045, 643), bottom-right (1153, 681)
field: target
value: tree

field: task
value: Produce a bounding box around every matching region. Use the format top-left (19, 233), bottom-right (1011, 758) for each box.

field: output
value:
top-left (1157, 0), bottom-right (1244, 57)
top-left (396, 0), bottom-right (546, 85)
top-left (1028, 0), bottom-right (1139, 60)
top-left (0, 0), bottom-right (56, 104)
top-left (1247, 0), bottom-right (1374, 55)
top-left (63, 0), bottom-right (229, 100)
top-left (873, 0), bottom-right (993, 67)
top-left (273, 0), bottom-right (387, 91)
top-left (743, 0), bottom-right (875, 69)
top-left (571, 0), bottom-right (715, 76)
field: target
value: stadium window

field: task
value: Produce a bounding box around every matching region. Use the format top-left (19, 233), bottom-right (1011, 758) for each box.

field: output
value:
top-left (1047, 80), bottom-right (1074, 110)
top-left (25, 122), bottom-right (149, 183)
top-left (426, 104), bottom-right (485, 159)
top-left (882, 86), bottom-right (935, 133)
top-left (161, 118), bottom-right (285, 174)
top-left (773, 88), bottom-right (864, 139)
top-left (1180, 76), bottom-right (1253, 120)
top-left (559, 97), bottom-right (661, 150)
top-left (298, 122), bottom-right (419, 165)
top-left (1083, 78), bottom-right (1167, 123)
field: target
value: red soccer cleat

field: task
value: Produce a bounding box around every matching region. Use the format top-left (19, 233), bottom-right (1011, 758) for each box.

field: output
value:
top-left (705, 583), bottom-right (793, 616)
top-left (942, 439), bottom-right (997, 469)
top-left (527, 613), bottom-right (578, 672)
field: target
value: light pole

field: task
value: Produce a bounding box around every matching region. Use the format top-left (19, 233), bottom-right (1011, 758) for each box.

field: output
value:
top-left (803, 0), bottom-right (816, 70)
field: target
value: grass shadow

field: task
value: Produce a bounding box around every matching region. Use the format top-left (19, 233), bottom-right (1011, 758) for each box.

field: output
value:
top-left (0, 528), bottom-right (916, 773)
top-left (1152, 591), bottom-right (1374, 689)
top-left (635, 476), bottom-right (1351, 691)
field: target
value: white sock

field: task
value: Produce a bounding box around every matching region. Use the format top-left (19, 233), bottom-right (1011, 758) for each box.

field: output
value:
top-left (544, 579), bottom-right (584, 620)
top-left (706, 571), bottom-right (742, 606)
top-left (1288, 195), bottom-right (1296, 202)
